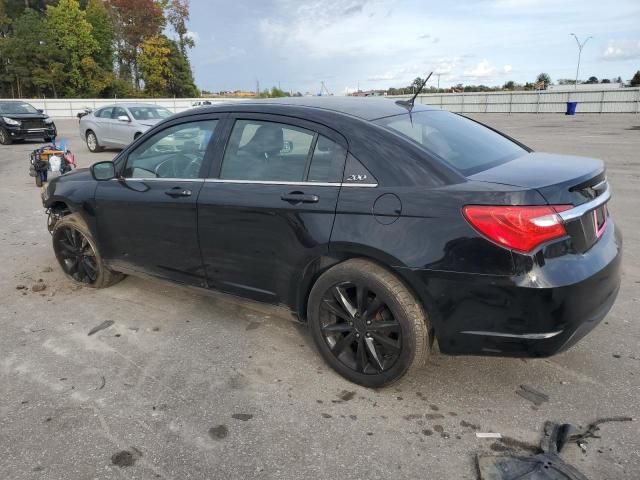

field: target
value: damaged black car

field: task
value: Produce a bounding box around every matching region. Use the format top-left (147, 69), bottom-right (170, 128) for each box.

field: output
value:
top-left (0, 101), bottom-right (57, 145)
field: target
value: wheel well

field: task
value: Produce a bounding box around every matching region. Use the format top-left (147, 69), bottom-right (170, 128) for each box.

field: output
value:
top-left (49, 201), bottom-right (71, 215)
top-left (296, 255), bottom-right (438, 345)
top-left (85, 129), bottom-right (94, 138)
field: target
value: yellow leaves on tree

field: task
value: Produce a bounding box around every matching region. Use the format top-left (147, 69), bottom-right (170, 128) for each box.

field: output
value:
top-left (139, 35), bottom-right (172, 97)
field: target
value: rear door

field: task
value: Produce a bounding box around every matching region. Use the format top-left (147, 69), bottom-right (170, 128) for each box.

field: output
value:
top-left (197, 114), bottom-right (348, 304)
top-left (95, 116), bottom-right (220, 285)
top-left (94, 107), bottom-right (114, 144)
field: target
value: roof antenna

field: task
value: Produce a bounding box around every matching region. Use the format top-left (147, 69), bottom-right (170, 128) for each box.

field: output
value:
top-left (396, 72), bottom-right (433, 111)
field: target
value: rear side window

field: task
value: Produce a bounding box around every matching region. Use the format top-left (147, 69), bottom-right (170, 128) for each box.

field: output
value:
top-left (96, 107), bottom-right (113, 118)
top-left (375, 111), bottom-right (526, 175)
top-left (220, 120), bottom-right (345, 183)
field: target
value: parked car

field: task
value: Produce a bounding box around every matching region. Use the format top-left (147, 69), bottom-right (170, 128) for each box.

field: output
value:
top-left (192, 100), bottom-right (213, 107)
top-left (43, 97), bottom-right (621, 387)
top-left (78, 103), bottom-right (173, 152)
top-left (0, 100), bottom-right (57, 145)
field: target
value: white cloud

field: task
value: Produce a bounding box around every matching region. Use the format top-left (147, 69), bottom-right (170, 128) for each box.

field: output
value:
top-left (464, 59), bottom-right (496, 78)
top-left (603, 40), bottom-right (640, 61)
top-left (503, 64), bottom-right (513, 73)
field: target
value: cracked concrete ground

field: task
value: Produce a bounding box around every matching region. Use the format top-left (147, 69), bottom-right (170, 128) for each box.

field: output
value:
top-left (1, 114), bottom-right (638, 479)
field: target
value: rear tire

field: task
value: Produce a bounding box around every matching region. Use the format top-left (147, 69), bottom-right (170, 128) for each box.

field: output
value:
top-left (52, 213), bottom-right (124, 288)
top-left (0, 127), bottom-right (12, 145)
top-left (86, 130), bottom-right (102, 152)
top-left (35, 174), bottom-right (43, 187)
top-left (307, 259), bottom-right (430, 388)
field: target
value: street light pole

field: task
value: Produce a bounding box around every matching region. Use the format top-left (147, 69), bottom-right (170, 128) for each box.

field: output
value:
top-left (570, 33), bottom-right (592, 90)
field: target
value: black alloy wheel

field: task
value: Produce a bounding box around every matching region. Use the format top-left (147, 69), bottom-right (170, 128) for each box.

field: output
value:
top-left (308, 259), bottom-right (429, 387)
top-left (54, 225), bottom-right (99, 284)
top-left (320, 281), bottom-right (402, 374)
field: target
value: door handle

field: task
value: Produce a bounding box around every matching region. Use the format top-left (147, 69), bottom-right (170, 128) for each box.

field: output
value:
top-left (165, 186), bottom-right (192, 197)
top-left (281, 192), bottom-right (319, 204)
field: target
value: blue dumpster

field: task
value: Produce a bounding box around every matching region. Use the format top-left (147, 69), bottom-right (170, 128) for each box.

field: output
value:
top-left (566, 101), bottom-right (577, 115)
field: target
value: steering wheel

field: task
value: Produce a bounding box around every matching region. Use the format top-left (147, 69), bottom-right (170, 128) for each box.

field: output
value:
top-left (154, 154), bottom-right (201, 178)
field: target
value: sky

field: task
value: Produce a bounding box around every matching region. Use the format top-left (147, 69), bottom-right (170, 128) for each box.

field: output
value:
top-left (184, 0), bottom-right (640, 95)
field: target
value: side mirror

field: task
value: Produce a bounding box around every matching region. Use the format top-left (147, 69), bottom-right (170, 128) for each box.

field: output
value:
top-left (91, 161), bottom-right (116, 181)
top-left (37, 109), bottom-right (44, 114)
top-left (117, 115), bottom-right (130, 122)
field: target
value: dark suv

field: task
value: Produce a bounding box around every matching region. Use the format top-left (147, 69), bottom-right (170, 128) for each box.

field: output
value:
top-left (42, 97), bottom-right (621, 387)
top-left (0, 101), bottom-right (57, 144)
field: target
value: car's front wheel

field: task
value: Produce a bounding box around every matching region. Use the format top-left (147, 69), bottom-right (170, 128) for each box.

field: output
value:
top-left (0, 127), bottom-right (12, 145)
top-left (308, 259), bottom-right (430, 388)
top-left (52, 213), bottom-right (124, 288)
top-left (86, 130), bottom-right (102, 152)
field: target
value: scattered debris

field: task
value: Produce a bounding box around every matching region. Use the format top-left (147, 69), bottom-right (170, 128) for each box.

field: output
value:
top-left (477, 432), bottom-right (502, 439)
top-left (231, 413), bottom-right (253, 421)
top-left (208, 425), bottom-right (228, 439)
top-left (16, 284), bottom-right (27, 290)
top-left (152, 326), bottom-right (160, 332)
top-left (245, 322), bottom-right (261, 331)
top-left (29, 328), bottom-right (45, 333)
top-left (97, 376), bottom-right (106, 390)
top-left (88, 320), bottom-right (114, 336)
top-left (516, 384), bottom-right (549, 406)
top-left (566, 416), bottom-right (634, 452)
top-left (338, 390), bottom-right (355, 402)
top-left (31, 283), bottom-right (46, 292)
top-left (111, 448), bottom-right (141, 468)
top-left (42, 267), bottom-right (53, 273)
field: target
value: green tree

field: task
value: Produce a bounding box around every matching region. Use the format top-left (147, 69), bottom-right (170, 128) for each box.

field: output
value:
top-left (630, 71), bottom-right (640, 87)
top-left (165, 38), bottom-right (198, 97)
top-left (46, 0), bottom-right (99, 96)
top-left (585, 76), bottom-right (598, 84)
top-left (503, 80), bottom-right (515, 90)
top-left (163, 0), bottom-right (193, 54)
top-left (139, 34), bottom-right (171, 96)
top-left (85, 0), bottom-right (113, 71)
top-left (536, 73), bottom-right (551, 89)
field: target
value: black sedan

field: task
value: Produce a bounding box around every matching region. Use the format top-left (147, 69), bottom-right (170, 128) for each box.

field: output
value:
top-left (0, 101), bottom-right (57, 144)
top-left (42, 97), bottom-right (621, 387)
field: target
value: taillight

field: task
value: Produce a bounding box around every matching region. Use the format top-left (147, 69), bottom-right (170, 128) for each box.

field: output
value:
top-left (462, 205), bottom-right (572, 253)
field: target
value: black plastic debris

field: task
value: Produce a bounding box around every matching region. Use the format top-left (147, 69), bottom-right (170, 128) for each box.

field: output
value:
top-left (477, 417), bottom-right (634, 479)
top-left (516, 385), bottom-right (549, 406)
top-left (88, 320), bottom-right (114, 336)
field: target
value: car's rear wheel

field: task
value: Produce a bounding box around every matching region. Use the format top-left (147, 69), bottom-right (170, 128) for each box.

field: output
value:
top-left (52, 214), bottom-right (124, 288)
top-left (0, 127), bottom-right (12, 145)
top-left (86, 130), bottom-right (102, 152)
top-left (308, 259), bottom-right (430, 388)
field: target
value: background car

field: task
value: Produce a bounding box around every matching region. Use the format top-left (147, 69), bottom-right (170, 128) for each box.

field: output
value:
top-left (44, 97), bottom-right (621, 388)
top-left (0, 100), bottom-right (56, 145)
top-left (78, 103), bottom-right (173, 152)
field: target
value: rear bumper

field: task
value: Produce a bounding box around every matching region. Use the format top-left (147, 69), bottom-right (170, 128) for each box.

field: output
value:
top-left (404, 219), bottom-right (622, 357)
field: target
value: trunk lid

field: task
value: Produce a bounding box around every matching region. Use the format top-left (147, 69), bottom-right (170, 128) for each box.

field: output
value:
top-left (469, 152), bottom-right (610, 253)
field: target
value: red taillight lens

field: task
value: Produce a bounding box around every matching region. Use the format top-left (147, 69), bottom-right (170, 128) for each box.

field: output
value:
top-left (462, 205), bottom-right (572, 253)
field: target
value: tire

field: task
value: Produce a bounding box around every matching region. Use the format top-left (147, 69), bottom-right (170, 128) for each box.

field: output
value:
top-left (35, 174), bottom-right (43, 187)
top-left (0, 127), bottom-right (12, 145)
top-left (52, 213), bottom-right (124, 288)
top-left (307, 259), bottom-right (429, 388)
top-left (86, 130), bottom-right (102, 152)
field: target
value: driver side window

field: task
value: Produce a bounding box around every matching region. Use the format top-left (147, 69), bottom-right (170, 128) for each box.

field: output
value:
top-left (124, 120), bottom-right (218, 179)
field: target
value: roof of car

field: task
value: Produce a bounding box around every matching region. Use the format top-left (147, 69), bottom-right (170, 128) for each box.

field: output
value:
top-left (200, 96), bottom-right (436, 121)
top-left (97, 103), bottom-right (166, 109)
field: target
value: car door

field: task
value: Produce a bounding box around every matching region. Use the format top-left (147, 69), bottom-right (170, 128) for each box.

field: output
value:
top-left (94, 107), bottom-right (114, 144)
top-left (95, 116), bottom-right (220, 286)
top-left (110, 106), bottom-right (134, 147)
top-left (197, 114), bottom-right (348, 305)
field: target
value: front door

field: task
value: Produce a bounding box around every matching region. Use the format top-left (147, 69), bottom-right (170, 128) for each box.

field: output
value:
top-left (95, 118), bottom-right (219, 286)
top-left (198, 116), bottom-right (348, 304)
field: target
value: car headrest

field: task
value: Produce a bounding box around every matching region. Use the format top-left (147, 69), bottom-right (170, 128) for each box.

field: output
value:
top-left (244, 124), bottom-right (283, 157)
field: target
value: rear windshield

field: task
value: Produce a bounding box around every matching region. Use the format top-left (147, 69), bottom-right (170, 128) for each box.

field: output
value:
top-left (128, 106), bottom-right (172, 121)
top-left (374, 110), bottom-right (526, 175)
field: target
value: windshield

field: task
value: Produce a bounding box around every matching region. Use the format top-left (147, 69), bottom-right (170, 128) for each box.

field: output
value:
top-left (128, 106), bottom-right (172, 121)
top-left (0, 102), bottom-right (39, 114)
top-left (375, 110), bottom-right (526, 175)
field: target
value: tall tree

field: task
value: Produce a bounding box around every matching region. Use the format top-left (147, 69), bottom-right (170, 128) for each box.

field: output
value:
top-left (630, 71), bottom-right (640, 87)
top-left (108, 0), bottom-right (164, 89)
top-left (165, 38), bottom-right (198, 97)
top-left (85, 0), bottom-right (113, 71)
top-left (163, 0), bottom-right (193, 54)
top-left (536, 73), bottom-right (551, 89)
top-left (139, 34), bottom-right (170, 96)
top-left (46, 0), bottom-right (99, 96)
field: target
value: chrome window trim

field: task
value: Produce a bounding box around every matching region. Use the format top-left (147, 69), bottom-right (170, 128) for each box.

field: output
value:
top-left (112, 178), bottom-right (378, 187)
top-left (558, 185), bottom-right (610, 222)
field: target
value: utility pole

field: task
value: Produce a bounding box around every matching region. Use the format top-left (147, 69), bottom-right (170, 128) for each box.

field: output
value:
top-left (436, 74), bottom-right (441, 91)
top-left (256, 79), bottom-right (260, 97)
top-left (570, 33), bottom-right (592, 90)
